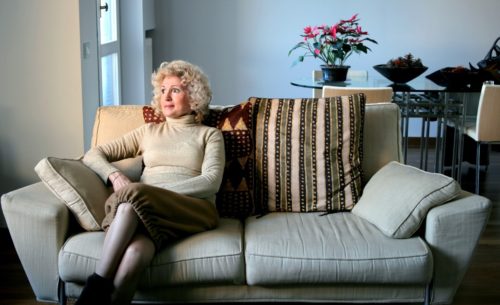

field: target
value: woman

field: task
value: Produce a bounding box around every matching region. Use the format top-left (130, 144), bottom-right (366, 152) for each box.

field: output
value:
top-left (77, 60), bottom-right (225, 305)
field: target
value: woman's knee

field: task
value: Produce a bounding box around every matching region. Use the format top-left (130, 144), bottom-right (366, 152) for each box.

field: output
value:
top-left (114, 182), bottom-right (154, 202)
top-left (123, 235), bottom-right (155, 268)
top-left (116, 202), bottom-right (135, 217)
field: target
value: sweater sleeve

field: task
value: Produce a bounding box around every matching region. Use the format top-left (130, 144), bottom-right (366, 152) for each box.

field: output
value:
top-left (155, 128), bottom-right (225, 199)
top-left (82, 125), bottom-right (147, 182)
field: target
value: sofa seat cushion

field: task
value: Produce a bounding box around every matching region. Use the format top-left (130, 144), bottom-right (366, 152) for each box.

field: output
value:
top-left (244, 213), bottom-right (432, 285)
top-left (59, 218), bottom-right (244, 286)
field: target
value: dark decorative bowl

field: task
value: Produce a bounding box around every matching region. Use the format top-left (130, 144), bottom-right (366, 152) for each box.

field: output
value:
top-left (373, 64), bottom-right (428, 84)
top-left (425, 67), bottom-right (484, 89)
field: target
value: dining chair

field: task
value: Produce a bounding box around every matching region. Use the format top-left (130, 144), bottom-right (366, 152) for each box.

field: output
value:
top-left (312, 70), bottom-right (368, 98)
top-left (463, 83), bottom-right (500, 194)
top-left (322, 86), bottom-right (394, 103)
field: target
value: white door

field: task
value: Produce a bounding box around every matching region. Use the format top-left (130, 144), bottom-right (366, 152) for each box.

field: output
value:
top-left (98, 0), bottom-right (121, 106)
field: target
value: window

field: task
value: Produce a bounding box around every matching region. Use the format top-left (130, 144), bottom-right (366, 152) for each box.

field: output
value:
top-left (99, 0), bottom-right (120, 106)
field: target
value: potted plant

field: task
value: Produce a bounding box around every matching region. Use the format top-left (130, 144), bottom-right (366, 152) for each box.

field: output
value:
top-left (289, 14), bottom-right (377, 82)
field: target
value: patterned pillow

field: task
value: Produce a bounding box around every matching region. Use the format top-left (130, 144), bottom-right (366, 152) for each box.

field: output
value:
top-left (250, 95), bottom-right (366, 213)
top-left (143, 106), bottom-right (165, 123)
top-left (143, 104), bottom-right (255, 219)
top-left (203, 102), bottom-right (255, 218)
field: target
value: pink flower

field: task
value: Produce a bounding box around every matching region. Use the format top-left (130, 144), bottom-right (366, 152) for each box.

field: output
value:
top-left (289, 13), bottom-right (376, 67)
top-left (340, 13), bottom-right (358, 24)
top-left (303, 26), bottom-right (313, 38)
top-left (356, 26), bottom-right (368, 35)
top-left (304, 26), bottom-right (319, 38)
top-left (330, 24), bottom-right (338, 40)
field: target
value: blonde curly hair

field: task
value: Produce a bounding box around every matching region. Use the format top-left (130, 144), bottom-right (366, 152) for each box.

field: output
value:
top-left (151, 60), bottom-right (212, 122)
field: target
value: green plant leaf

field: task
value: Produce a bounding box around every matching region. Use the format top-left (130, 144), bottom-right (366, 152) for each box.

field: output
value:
top-left (342, 44), bottom-right (352, 53)
top-left (365, 38), bottom-right (378, 44)
top-left (288, 42), bottom-right (305, 56)
top-left (291, 55), bottom-right (305, 67)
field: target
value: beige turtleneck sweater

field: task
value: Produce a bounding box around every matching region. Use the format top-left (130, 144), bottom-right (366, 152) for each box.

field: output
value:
top-left (82, 115), bottom-right (225, 203)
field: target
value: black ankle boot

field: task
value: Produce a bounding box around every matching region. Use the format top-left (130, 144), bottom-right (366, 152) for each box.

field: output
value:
top-left (75, 273), bottom-right (114, 305)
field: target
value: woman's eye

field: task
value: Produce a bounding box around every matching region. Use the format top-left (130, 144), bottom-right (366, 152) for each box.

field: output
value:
top-left (160, 87), bottom-right (182, 95)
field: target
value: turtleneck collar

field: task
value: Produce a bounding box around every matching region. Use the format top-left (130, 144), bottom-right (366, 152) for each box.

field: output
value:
top-left (165, 114), bottom-right (198, 126)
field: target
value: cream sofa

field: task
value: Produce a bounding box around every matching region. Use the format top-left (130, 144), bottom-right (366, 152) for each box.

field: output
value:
top-left (1, 100), bottom-right (492, 305)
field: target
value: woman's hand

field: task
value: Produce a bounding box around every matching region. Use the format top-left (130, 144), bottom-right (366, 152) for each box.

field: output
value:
top-left (109, 171), bottom-right (131, 192)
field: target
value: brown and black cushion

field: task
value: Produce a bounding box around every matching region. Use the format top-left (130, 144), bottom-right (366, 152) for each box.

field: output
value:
top-left (143, 106), bottom-right (165, 123)
top-left (203, 101), bottom-right (255, 218)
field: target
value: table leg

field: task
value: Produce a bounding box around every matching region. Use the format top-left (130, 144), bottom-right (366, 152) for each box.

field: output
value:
top-left (403, 92), bottom-right (410, 164)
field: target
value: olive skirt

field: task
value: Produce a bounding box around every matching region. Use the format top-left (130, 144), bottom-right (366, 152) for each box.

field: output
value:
top-left (101, 182), bottom-right (219, 249)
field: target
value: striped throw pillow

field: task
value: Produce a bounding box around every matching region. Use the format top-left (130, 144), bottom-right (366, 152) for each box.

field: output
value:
top-left (251, 95), bottom-right (365, 213)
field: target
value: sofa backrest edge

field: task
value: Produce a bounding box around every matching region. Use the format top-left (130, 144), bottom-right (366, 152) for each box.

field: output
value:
top-left (362, 103), bottom-right (403, 182)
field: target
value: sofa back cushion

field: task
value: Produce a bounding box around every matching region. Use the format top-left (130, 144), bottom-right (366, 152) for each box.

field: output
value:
top-left (362, 102), bottom-right (402, 181)
top-left (91, 105), bottom-right (146, 147)
top-left (250, 95), bottom-right (365, 213)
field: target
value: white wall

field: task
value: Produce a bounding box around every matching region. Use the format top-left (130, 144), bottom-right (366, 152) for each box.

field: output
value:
top-left (120, 0), bottom-right (155, 106)
top-left (0, 0), bottom-right (84, 226)
top-left (80, 0), bottom-right (100, 151)
top-left (153, 0), bottom-right (500, 107)
top-left (0, 0), bottom-right (498, 227)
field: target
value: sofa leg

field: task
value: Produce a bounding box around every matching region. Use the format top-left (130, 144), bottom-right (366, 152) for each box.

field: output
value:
top-left (424, 283), bottom-right (432, 305)
top-left (58, 278), bottom-right (67, 305)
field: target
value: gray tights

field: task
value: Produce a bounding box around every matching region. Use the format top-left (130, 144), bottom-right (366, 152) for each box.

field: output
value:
top-left (96, 203), bottom-right (155, 305)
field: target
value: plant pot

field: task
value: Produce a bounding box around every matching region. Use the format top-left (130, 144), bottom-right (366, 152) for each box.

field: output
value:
top-left (321, 65), bottom-right (350, 82)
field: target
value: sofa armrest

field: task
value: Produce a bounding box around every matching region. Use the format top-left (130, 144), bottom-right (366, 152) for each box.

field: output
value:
top-left (425, 190), bottom-right (492, 305)
top-left (1, 182), bottom-right (70, 303)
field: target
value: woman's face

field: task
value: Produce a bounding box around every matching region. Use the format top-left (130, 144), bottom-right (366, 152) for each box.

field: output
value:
top-left (160, 76), bottom-right (192, 119)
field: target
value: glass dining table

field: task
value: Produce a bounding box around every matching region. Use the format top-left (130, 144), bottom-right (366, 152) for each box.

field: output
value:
top-left (290, 76), bottom-right (482, 181)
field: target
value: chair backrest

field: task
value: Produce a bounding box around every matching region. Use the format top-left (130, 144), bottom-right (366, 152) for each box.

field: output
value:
top-left (476, 84), bottom-right (500, 142)
top-left (312, 70), bottom-right (368, 98)
top-left (346, 70), bottom-right (369, 80)
top-left (322, 86), bottom-right (394, 103)
top-left (312, 70), bottom-right (322, 98)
